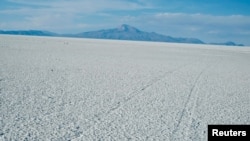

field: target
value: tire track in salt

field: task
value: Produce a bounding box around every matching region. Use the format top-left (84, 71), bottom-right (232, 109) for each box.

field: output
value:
top-left (72, 63), bottom-right (193, 140)
top-left (104, 70), bottom-right (178, 116)
top-left (170, 64), bottom-right (210, 141)
top-left (93, 64), bottom-right (190, 122)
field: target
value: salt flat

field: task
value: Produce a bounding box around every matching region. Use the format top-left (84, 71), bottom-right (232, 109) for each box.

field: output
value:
top-left (0, 35), bottom-right (250, 140)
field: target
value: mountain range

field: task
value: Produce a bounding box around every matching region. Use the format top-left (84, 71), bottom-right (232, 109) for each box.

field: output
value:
top-left (0, 30), bottom-right (57, 36)
top-left (0, 24), bottom-right (244, 46)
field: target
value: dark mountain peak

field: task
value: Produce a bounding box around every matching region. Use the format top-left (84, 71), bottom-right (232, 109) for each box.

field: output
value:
top-left (71, 24), bottom-right (204, 43)
top-left (117, 24), bottom-right (140, 33)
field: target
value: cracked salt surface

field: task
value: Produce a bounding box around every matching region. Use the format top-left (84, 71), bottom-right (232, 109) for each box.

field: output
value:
top-left (0, 35), bottom-right (250, 140)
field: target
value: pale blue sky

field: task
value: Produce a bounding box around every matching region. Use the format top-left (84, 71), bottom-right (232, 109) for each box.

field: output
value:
top-left (1, 0), bottom-right (250, 45)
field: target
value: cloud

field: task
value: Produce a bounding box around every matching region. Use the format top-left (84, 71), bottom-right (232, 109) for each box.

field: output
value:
top-left (152, 13), bottom-right (250, 38)
top-left (6, 0), bottom-right (152, 13)
top-left (153, 13), bottom-right (250, 28)
top-left (1, 0), bottom-right (153, 32)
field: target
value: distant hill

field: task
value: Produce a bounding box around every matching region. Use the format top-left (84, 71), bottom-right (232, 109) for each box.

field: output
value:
top-left (210, 41), bottom-right (244, 46)
top-left (75, 24), bottom-right (204, 44)
top-left (0, 30), bottom-right (57, 36)
top-left (0, 24), bottom-right (244, 46)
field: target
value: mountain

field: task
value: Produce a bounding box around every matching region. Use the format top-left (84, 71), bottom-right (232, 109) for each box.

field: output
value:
top-left (0, 30), bottom-right (57, 36)
top-left (0, 24), bottom-right (244, 46)
top-left (75, 24), bottom-right (204, 44)
top-left (210, 41), bottom-right (244, 46)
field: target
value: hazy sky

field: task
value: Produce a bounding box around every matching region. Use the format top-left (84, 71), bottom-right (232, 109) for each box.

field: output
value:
top-left (1, 0), bottom-right (250, 45)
